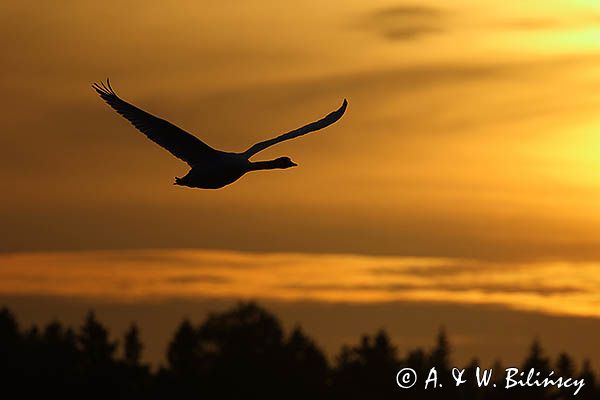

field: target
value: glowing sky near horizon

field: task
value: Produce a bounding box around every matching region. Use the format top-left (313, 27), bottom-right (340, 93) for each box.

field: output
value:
top-left (2, 249), bottom-right (600, 320)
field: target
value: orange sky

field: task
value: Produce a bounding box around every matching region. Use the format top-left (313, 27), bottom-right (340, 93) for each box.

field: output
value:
top-left (3, 0), bottom-right (600, 260)
top-left (3, 0), bottom-right (600, 366)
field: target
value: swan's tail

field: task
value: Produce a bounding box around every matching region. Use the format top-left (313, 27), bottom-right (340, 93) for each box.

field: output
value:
top-left (174, 177), bottom-right (183, 185)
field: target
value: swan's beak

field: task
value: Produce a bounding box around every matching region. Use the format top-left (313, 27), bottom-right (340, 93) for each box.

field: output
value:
top-left (291, 161), bottom-right (298, 167)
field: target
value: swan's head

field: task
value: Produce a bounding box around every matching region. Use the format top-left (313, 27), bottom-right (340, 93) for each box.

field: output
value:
top-left (275, 156), bottom-right (298, 169)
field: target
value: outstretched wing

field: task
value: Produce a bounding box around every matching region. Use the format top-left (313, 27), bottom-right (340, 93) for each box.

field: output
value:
top-left (92, 79), bottom-right (218, 166)
top-left (242, 99), bottom-right (348, 158)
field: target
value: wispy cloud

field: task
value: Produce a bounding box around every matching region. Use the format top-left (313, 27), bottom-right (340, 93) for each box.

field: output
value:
top-left (165, 274), bottom-right (231, 285)
top-left (1, 249), bottom-right (599, 318)
top-left (360, 4), bottom-right (600, 40)
top-left (373, 5), bottom-right (443, 18)
top-left (359, 4), bottom-right (445, 41)
top-left (283, 282), bottom-right (583, 296)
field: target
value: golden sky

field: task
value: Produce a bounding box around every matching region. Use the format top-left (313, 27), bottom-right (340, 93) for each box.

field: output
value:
top-left (3, 0), bottom-right (600, 366)
top-left (2, 0), bottom-right (600, 259)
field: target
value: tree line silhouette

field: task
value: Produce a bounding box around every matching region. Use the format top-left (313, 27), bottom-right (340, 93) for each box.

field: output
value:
top-left (0, 302), bottom-right (596, 399)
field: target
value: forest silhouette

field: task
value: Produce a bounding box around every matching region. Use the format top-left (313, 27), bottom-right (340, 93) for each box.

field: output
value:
top-left (0, 302), bottom-right (596, 399)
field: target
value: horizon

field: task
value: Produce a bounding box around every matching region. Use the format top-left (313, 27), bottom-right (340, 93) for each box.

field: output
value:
top-left (2, 247), bottom-right (600, 368)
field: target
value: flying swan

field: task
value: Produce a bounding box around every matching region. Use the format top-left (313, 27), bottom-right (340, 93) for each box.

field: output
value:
top-left (92, 80), bottom-right (347, 189)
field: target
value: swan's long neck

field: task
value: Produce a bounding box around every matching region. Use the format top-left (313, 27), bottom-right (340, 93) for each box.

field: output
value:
top-left (248, 159), bottom-right (283, 171)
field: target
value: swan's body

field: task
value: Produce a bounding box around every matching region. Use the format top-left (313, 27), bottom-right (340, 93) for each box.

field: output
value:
top-left (175, 152), bottom-right (295, 189)
top-left (92, 80), bottom-right (347, 189)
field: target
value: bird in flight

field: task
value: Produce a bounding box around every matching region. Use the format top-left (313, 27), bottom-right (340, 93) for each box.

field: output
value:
top-left (92, 80), bottom-right (347, 189)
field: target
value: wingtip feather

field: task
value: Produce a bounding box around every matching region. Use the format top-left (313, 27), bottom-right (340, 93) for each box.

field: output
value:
top-left (106, 78), bottom-right (115, 94)
top-left (92, 78), bottom-right (117, 97)
top-left (336, 98), bottom-right (348, 116)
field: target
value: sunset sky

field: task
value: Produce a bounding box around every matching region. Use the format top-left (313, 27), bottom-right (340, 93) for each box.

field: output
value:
top-left (3, 0), bottom-right (600, 367)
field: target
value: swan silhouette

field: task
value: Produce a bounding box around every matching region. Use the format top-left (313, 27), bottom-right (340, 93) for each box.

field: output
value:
top-left (92, 80), bottom-right (347, 189)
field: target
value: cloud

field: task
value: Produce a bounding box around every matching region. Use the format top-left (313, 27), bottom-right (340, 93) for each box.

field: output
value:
top-left (358, 5), bottom-right (445, 41)
top-left (433, 283), bottom-right (583, 296)
top-left (370, 264), bottom-right (478, 278)
top-left (380, 26), bottom-right (442, 40)
top-left (92, 251), bottom-right (201, 265)
top-left (166, 274), bottom-right (230, 284)
top-left (369, 261), bottom-right (533, 278)
top-left (360, 5), bottom-right (600, 40)
top-left (283, 282), bottom-right (584, 297)
top-left (373, 5), bottom-right (443, 18)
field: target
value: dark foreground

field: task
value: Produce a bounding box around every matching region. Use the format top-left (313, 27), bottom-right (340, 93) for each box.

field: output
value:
top-left (0, 302), bottom-right (596, 399)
